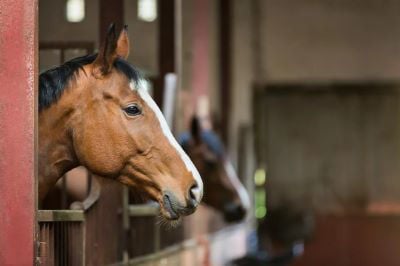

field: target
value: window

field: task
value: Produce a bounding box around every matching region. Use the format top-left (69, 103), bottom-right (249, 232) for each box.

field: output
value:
top-left (137, 0), bottom-right (157, 22)
top-left (66, 0), bottom-right (85, 23)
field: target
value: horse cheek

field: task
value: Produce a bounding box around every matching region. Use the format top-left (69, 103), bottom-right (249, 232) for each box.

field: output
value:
top-left (74, 125), bottom-right (123, 177)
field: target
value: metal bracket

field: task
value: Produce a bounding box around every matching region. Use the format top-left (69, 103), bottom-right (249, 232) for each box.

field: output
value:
top-left (35, 241), bottom-right (47, 265)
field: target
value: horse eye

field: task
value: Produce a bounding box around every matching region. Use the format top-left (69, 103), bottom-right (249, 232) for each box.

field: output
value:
top-left (124, 104), bottom-right (142, 116)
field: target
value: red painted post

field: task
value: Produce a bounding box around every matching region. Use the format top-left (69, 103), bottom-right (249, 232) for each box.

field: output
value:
top-left (0, 0), bottom-right (37, 265)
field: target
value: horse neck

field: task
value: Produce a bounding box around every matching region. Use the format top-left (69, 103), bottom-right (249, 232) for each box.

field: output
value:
top-left (38, 106), bottom-right (79, 201)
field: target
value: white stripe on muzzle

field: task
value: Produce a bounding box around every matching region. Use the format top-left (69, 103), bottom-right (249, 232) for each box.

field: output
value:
top-left (131, 81), bottom-right (203, 202)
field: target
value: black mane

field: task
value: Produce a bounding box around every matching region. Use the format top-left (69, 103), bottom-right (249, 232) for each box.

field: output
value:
top-left (39, 54), bottom-right (142, 111)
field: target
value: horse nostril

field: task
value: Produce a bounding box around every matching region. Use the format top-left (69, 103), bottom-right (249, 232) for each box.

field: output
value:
top-left (188, 183), bottom-right (201, 207)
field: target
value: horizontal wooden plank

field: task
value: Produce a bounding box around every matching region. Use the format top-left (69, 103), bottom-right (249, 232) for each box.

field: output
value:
top-left (128, 203), bottom-right (160, 217)
top-left (39, 41), bottom-right (95, 51)
top-left (37, 210), bottom-right (85, 222)
top-left (110, 223), bottom-right (249, 266)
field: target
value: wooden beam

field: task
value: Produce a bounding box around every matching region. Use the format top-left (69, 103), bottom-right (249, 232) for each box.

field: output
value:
top-left (128, 203), bottom-right (160, 216)
top-left (154, 0), bottom-right (175, 106)
top-left (99, 0), bottom-right (124, 42)
top-left (219, 0), bottom-right (232, 143)
top-left (37, 210), bottom-right (85, 222)
top-left (158, 0), bottom-right (175, 74)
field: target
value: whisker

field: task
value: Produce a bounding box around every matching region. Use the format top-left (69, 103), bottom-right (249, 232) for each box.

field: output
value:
top-left (155, 214), bottom-right (181, 230)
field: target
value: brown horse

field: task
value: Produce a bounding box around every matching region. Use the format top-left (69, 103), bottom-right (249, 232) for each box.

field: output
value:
top-left (179, 117), bottom-right (250, 222)
top-left (38, 25), bottom-right (203, 220)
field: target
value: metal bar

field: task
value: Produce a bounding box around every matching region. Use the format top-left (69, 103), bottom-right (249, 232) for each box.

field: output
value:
top-left (122, 187), bottom-right (130, 263)
top-left (50, 223), bottom-right (54, 265)
top-left (68, 222), bottom-right (72, 266)
top-left (45, 223), bottom-right (50, 266)
top-left (65, 222), bottom-right (69, 266)
top-left (61, 176), bottom-right (67, 209)
top-left (86, 170), bottom-right (92, 197)
top-left (62, 223), bottom-right (65, 266)
top-left (61, 223), bottom-right (65, 266)
top-left (60, 223), bottom-right (63, 266)
top-left (122, 187), bottom-right (130, 230)
top-left (154, 220), bottom-right (160, 252)
top-left (82, 220), bottom-right (86, 266)
top-left (56, 223), bottom-right (60, 266)
top-left (38, 224), bottom-right (47, 265)
top-left (70, 177), bottom-right (101, 211)
top-left (162, 73), bottom-right (177, 128)
top-left (37, 210), bottom-right (85, 222)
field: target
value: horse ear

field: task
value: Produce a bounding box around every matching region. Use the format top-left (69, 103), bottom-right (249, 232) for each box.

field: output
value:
top-left (93, 24), bottom-right (130, 77)
top-left (116, 25), bottom-right (130, 59)
top-left (190, 116), bottom-right (202, 144)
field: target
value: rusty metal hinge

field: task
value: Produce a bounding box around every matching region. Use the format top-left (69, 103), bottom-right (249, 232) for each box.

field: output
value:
top-left (35, 241), bottom-right (47, 265)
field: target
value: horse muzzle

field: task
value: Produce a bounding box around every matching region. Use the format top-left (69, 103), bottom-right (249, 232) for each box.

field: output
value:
top-left (223, 202), bottom-right (247, 223)
top-left (161, 190), bottom-right (199, 220)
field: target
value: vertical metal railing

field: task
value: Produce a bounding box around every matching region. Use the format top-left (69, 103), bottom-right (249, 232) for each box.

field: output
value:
top-left (37, 170), bottom-right (101, 266)
top-left (122, 187), bottom-right (161, 259)
top-left (37, 211), bottom-right (85, 266)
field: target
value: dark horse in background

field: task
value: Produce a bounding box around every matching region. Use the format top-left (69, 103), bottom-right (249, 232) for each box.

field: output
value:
top-left (179, 116), bottom-right (250, 223)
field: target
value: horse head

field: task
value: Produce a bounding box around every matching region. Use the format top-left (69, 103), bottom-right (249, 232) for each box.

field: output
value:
top-left (179, 116), bottom-right (250, 222)
top-left (38, 25), bottom-right (203, 221)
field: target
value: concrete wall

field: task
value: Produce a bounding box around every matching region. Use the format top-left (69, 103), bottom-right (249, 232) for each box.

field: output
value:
top-left (260, 86), bottom-right (400, 212)
top-left (260, 0), bottom-right (400, 82)
top-left (227, 0), bottom-right (400, 211)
